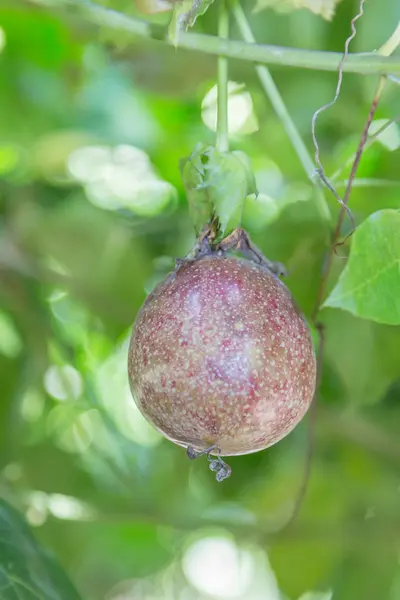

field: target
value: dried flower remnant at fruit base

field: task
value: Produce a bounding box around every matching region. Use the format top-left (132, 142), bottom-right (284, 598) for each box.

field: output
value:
top-left (128, 254), bottom-right (316, 479)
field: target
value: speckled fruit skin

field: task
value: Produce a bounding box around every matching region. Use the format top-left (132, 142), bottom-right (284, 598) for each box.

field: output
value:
top-left (128, 255), bottom-right (316, 456)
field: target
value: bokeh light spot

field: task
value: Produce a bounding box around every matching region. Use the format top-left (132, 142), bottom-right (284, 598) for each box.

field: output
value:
top-left (25, 491), bottom-right (95, 526)
top-left (123, 389), bottom-right (163, 447)
top-left (44, 364), bottom-right (83, 401)
top-left (46, 405), bottom-right (95, 453)
top-left (97, 341), bottom-right (162, 448)
top-left (298, 591), bottom-right (333, 600)
top-left (0, 145), bottom-right (19, 175)
top-left (72, 409), bottom-right (96, 452)
top-left (3, 463), bottom-right (22, 482)
top-left (47, 493), bottom-right (96, 521)
top-left (0, 311), bottom-right (22, 358)
top-left (202, 82), bottom-right (258, 135)
top-left (67, 144), bottom-right (176, 215)
top-left (182, 536), bottom-right (255, 598)
top-left (0, 26), bottom-right (6, 54)
top-left (25, 491), bottom-right (48, 528)
top-left (21, 389), bottom-right (45, 423)
top-left (243, 193), bottom-right (280, 231)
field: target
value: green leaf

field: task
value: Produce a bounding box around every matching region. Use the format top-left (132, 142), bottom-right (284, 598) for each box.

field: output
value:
top-left (324, 210), bottom-right (400, 325)
top-left (181, 144), bottom-right (257, 239)
top-left (169, 0), bottom-right (216, 44)
top-left (253, 0), bottom-right (342, 20)
top-left (0, 499), bottom-right (82, 600)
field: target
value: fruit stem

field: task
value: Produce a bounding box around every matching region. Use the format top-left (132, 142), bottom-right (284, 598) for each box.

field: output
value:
top-left (187, 444), bottom-right (217, 459)
top-left (216, 0), bottom-right (229, 153)
top-left (187, 445), bottom-right (232, 482)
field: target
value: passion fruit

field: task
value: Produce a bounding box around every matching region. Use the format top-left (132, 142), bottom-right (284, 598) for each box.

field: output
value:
top-left (128, 252), bottom-right (316, 473)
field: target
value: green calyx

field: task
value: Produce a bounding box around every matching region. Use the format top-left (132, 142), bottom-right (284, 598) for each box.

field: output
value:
top-left (181, 143), bottom-right (257, 242)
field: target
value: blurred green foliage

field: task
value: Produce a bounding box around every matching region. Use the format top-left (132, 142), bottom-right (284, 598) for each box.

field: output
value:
top-left (0, 1), bottom-right (400, 599)
top-left (0, 499), bottom-right (82, 599)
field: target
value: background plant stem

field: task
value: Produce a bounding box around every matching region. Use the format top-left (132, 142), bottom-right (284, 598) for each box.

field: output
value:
top-left (32, 0), bottom-right (400, 75)
top-left (216, 0), bottom-right (229, 153)
top-left (231, 0), bottom-right (330, 223)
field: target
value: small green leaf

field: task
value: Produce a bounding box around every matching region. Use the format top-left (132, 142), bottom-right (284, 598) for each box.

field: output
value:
top-left (253, 0), bottom-right (342, 20)
top-left (0, 499), bottom-right (82, 600)
top-left (324, 210), bottom-right (400, 325)
top-left (169, 0), bottom-right (216, 44)
top-left (181, 144), bottom-right (257, 239)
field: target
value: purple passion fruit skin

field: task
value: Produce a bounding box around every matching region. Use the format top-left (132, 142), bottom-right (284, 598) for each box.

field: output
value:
top-left (128, 255), bottom-right (316, 456)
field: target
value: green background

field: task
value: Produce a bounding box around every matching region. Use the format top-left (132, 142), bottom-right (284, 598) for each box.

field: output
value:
top-left (0, 1), bottom-right (400, 599)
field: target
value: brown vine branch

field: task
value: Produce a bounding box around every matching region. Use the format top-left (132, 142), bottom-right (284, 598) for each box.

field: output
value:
top-left (312, 76), bottom-right (386, 318)
top-left (313, 8), bottom-right (400, 312)
top-left (334, 77), bottom-right (387, 249)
